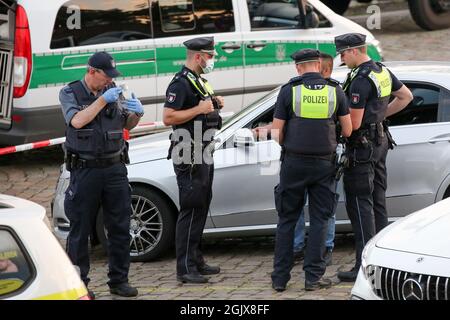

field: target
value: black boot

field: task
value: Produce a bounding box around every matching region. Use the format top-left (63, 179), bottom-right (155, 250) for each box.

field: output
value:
top-left (198, 264), bottom-right (220, 275)
top-left (337, 266), bottom-right (360, 282)
top-left (177, 272), bottom-right (209, 284)
top-left (109, 282), bottom-right (138, 297)
top-left (305, 277), bottom-right (332, 291)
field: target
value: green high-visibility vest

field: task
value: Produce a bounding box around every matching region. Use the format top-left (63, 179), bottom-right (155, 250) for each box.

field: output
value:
top-left (367, 67), bottom-right (392, 98)
top-left (344, 65), bottom-right (392, 98)
top-left (186, 71), bottom-right (214, 98)
top-left (292, 84), bottom-right (337, 119)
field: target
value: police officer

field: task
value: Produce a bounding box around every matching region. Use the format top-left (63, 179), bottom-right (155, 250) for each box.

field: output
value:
top-left (271, 49), bottom-right (352, 292)
top-left (163, 37), bottom-right (223, 284)
top-left (59, 51), bottom-right (143, 298)
top-left (334, 33), bottom-right (413, 282)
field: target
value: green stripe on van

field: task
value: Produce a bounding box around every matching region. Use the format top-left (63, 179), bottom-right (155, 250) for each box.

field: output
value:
top-left (29, 42), bottom-right (381, 88)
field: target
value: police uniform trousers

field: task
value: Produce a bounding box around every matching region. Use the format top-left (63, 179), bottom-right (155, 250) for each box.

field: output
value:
top-left (343, 135), bottom-right (389, 268)
top-left (174, 161), bottom-right (214, 276)
top-left (271, 154), bottom-right (337, 285)
top-left (65, 162), bottom-right (131, 287)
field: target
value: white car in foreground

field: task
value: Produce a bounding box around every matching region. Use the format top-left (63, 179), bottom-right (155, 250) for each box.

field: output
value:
top-left (0, 194), bottom-right (88, 300)
top-left (352, 197), bottom-right (450, 300)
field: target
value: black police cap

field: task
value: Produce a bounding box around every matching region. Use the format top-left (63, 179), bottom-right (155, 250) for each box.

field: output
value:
top-left (88, 51), bottom-right (121, 78)
top-left (290, 49), bottom-right (321, 64)
top-left (183, 36), bottom-right (217, 55)
top-left (334, 33), bottom-right (366, 53)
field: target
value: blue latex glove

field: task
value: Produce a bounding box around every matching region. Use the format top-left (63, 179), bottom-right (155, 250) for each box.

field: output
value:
top-left (125, 93), bottom-right (144, 116)
top-left (102, 87), bottom-right (122, 103)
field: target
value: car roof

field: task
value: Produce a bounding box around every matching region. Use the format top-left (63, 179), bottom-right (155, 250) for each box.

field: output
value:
top-left (0, 194), bottom-right (45, 220)
top-left (333, 61), bottom-right (450, 89)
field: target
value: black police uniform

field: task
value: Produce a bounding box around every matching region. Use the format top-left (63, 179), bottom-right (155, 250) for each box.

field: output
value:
top-left (60, 80), bottom-right (131, 289)
top-left (271, 49), bottom-right (349, 289)
top-left (335, 34), bottom-right (404, 276)
top-left (165, 37), bottom-right (222, 280)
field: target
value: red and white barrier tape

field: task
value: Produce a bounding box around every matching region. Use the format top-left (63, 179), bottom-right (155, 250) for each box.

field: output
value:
top-left (0, 121), bottom-right (167, 156)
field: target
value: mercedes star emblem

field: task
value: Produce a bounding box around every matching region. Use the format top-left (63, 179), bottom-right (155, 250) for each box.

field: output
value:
top-left (402, 278), bottom-right (424, 301)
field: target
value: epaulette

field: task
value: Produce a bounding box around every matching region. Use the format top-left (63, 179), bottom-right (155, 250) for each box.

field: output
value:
top-left (326, 77), bottom-right (341, 87)
top-left (281, 76), bottom-right (303, 89)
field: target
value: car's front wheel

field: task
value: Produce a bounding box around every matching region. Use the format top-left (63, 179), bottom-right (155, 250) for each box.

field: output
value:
top-left (96, 185), bottom-right (176, 262)
top-left (408, 0), bottom-right (450, 30)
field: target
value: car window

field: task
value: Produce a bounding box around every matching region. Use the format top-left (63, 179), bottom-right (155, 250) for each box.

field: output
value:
top-left (0, 1), bottom-right (15, 41)
top-left (247, 0), bottom-right (330, 30)
top-left (50, 0), bottom-right (152, 49)
top-left (0, 228), bottom-right (35, 298)
top-left (152, 0), bottom-right (235, 38)
top-left (387, 83), bottom-right (439, 126)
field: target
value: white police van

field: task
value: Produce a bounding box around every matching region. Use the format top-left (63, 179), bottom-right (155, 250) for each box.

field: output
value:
top-left (0, 0), bottom-right (383, 146)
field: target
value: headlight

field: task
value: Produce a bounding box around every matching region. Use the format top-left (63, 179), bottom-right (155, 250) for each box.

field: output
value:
top-left (361, 237), bottom-right (376, 280)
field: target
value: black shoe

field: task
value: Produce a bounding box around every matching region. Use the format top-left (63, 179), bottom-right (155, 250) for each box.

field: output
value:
top-left (337, 266), bottom-right (359, 282)
top-left (305, 278), bottom-right (332, 291)
top-left (324, 248), bottom-right (333, 267)
top-left (87, 289), bottom-right (95, 300)
top-left (272, 282), bottom-right (286, 292)
top-left (177, 272), bottom-right (209, 284)
top-left (109, 283), bottom-right (138, 297)
top-left (293, 249), bottom-right (305, 262)
top-left (198, 264), bottom-right (220, 275)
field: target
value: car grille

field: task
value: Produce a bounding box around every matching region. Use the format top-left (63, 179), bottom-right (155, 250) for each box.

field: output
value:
top-left (367, 265), bottom-right (450, 300)
top-left (0, 48), bottom-right (14, 123)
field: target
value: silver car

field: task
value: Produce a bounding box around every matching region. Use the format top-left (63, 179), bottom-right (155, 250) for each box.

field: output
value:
top-left (52, 61), bottom-right (450, 261)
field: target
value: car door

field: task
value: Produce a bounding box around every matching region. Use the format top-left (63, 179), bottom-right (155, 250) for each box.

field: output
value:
top-left (152, 0), bottom-right (244, 121)
top-left (386, 81), bottom-right (450, 217)
top-left (210, 97), bottom-right (281, 228)
top-left (239, 0), bottom-right (320, 107)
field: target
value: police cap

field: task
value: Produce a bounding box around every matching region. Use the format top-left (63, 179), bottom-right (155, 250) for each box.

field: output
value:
top-left (183, 36), bottom-right (217, 55)
top-left (290, 49), bottom-right (321, 64)
top-left (88, 51), bottom-right (121, 78)
top-left (334, 33), bottom-right (366, 54)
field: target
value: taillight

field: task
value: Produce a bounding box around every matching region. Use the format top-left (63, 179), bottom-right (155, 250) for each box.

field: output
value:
top-left (13, 5), bottom-right (32, 98)
top-left (78, 295), bottom-right (91, 300)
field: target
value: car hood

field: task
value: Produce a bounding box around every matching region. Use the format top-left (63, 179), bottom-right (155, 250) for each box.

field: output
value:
top-left (376, 198), bottom-right (450, 259)
top-left (128, 130), bottom-right (171, 164)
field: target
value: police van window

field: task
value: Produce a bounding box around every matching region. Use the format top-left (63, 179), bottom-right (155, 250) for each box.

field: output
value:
top-left (0, 228), bottom-right (35, 298)
top-left (0, 1), bottom-right (15, 41)
top-left (247, 0), bottom-right (328, 30)
top-left (387, 83), bottom-right (439, 126)
top-left (152, 0), bottom-right (235, 38)
top-left (50, 1), bottom-right (152, 49)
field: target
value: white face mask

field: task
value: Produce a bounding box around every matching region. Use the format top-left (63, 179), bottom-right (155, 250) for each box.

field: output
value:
top-left (201, 56), bottom-right (215, 74)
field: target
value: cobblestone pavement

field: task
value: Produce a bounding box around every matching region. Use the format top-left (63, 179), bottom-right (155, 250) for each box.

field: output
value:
top-left (1, 3), bottom-right (450, 300)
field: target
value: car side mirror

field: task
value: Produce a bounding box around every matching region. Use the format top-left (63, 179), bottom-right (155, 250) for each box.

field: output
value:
top-left (233, 129), bottom-right (255, 148)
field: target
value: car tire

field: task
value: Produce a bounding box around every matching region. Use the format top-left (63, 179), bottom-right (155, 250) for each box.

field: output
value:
top-left (321, 0), bottom-right (352, 15)
top-left (96, 185), bottom-right (176, 262)
top-left (408, 0), bottom-right (450, 30)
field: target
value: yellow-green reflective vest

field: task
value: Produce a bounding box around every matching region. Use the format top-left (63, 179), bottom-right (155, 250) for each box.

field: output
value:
top-left (292, 84), bottom-right (337, 119)
top-left (283, 83), bottom-right (338, 156)
top-left (343, 64), bottom-right (393, 125)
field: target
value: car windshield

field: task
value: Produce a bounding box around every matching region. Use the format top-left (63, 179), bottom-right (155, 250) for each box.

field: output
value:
top-left (220, 87), bottom-right (280, 132)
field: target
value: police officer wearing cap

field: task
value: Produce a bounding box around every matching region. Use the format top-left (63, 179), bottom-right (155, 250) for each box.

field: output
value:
top-left (59, 51), bottom-right (144, 298)
top-left (163, 37), bottom-right (224, 284)
top-left (271, 49), bottom-right (352, 292)
top-left (334, 33), bottom-right (413, 282)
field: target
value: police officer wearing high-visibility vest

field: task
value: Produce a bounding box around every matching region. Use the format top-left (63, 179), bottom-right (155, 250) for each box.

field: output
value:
top-left (271, 49), bottom-right (352, 292)
top-left (59, 51), bottom-right (143, 298)
top-left (334, 33), bottom-right (413, 282)
top-left (163, 37), bottom-right (224, 284)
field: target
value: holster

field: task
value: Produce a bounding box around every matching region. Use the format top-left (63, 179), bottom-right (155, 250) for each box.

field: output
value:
top-left (383, 120), bottom-right (397, 150)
